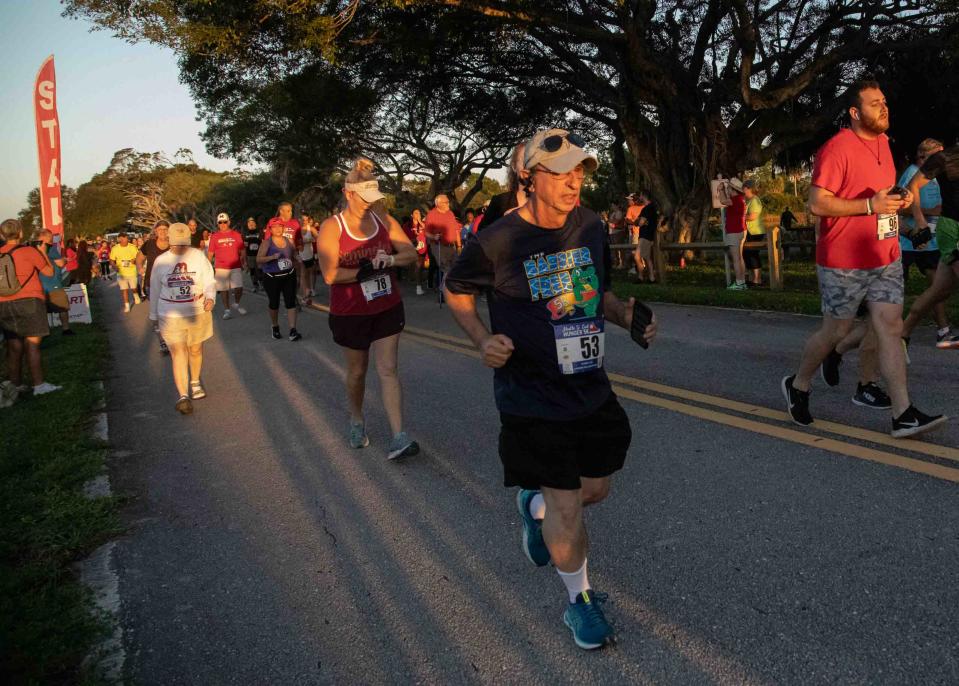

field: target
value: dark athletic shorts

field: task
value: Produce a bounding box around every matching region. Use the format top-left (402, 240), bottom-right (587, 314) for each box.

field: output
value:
top-left (902, 250), bottom-right (939, 277)
top-left (498, 392), bottom-right (632, 491)
top-left (328, 302), bottom-right (405, 350)
top-left (302, 257), bottom-right (316, 268)
top-left (0, 298), bottom-right (50, 340)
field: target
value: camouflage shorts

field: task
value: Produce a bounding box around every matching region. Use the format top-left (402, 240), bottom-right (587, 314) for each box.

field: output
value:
top-left (817, 260), bottom-right (904, 319)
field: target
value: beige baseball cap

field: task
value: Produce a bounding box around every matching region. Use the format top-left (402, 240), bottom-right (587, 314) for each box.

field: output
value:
top-left (216, 212), bottom-right (230, 223)
top-left (345, 180), bottom-right (385, 203)
top-left (169, 222), bottom-right (192, 246)
top-left (523, 128), bottom-right (598, 174)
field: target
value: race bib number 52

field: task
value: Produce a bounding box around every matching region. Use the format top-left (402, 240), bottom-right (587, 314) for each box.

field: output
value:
top-left (554, 317), bottom-right (605, 375)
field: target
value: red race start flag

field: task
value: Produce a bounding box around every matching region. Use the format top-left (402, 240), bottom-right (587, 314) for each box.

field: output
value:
top-left (34, 55), bottom-right (64, 240)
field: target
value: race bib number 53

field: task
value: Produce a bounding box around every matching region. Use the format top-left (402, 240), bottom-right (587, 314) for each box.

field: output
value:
top-left (554, 317), bottom-right (605, 375)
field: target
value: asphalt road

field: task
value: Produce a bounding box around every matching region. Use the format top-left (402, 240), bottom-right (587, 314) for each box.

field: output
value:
top-left (98, 277), bottom-right (959, 685)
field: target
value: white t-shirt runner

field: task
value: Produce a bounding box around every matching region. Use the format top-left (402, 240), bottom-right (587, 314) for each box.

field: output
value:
top-left (149, 248), bottom-right (217, 320)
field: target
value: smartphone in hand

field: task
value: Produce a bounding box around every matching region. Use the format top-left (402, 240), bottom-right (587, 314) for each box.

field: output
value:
top-left (630, 300), bottom-right (653, 349)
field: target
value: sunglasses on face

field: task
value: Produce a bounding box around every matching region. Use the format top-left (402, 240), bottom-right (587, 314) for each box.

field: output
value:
top-left (218, 220), bottom-right (229, 224)
top-left (540, 132), bottom-right (587, 152)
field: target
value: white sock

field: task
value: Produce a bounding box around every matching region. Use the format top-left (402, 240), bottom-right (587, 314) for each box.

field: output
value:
top-left (557, 558), bottom-right (590, 603)
top-left (938, 326), bottom-right (950, 336)
top-left (528, 493), bottom-right (546, 520)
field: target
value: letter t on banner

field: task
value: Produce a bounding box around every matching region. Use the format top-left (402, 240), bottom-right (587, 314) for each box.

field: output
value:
top-left (34, 55), bottom-right (63, 240)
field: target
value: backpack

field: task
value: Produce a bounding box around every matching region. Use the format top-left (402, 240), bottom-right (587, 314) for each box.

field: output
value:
top-left (0, 246), bottom-right (35, 297)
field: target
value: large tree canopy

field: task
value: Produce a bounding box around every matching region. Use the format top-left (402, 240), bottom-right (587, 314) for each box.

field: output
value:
top-left (67, 0), bottom-right (959, 238)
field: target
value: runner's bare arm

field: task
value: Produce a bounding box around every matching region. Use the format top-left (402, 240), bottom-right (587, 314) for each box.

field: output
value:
top-left (135, 251), bottom-right (146, 272)
top-left (316, 217), bottom-right (362, 284)
top-left (908, 173), bottom-right (932, 229)
top-left (444, 290), bottom-right (514, 368)
top-left (809, 185), bottom-right (907, 217)
top-left (385, 215), bottom-right (418, 267)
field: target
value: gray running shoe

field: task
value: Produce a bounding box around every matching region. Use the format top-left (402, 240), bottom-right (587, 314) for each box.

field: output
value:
top-left (349, 421), bottom-right (369, 449)
top-left (387, 432), bottom-right (419, 460)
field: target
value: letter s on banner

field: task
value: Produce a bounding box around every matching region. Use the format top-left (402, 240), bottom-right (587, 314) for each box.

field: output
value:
top-left (34, 55), bottom-right (63, 241)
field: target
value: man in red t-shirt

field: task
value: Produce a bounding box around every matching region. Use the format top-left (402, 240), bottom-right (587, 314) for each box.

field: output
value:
top-left (207, 212), bottom-right (247, 318)
top-left (424, 194), bottom-right (462, 276)
top-left (721, 178), bottom-right (748, 290)
top-left (0, 219), bottom-right (60, 402)
top-left (782, 79), bottom-right (944, 438)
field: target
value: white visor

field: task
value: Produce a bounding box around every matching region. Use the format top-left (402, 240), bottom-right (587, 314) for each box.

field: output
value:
top-left (345, 180), bottom-right (385, 203)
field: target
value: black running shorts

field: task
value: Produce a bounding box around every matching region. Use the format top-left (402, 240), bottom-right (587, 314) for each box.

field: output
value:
top-left (328, 302), bottom-right (405, 351)
top-left (498, 392), bottom-right (632, 491)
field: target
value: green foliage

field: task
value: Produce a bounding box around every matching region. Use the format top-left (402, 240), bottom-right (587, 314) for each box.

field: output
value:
top-left (0, 316), bottom-right (119, 683)
top-left (69, 182), bottom-right (128, 237)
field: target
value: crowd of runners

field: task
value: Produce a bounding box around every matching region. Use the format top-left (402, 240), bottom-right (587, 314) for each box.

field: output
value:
top-left (1, 77), bottom-right (955, 650)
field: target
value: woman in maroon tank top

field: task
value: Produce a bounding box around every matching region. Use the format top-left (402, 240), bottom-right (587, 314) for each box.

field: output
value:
top-left (317, 158), bottom-right (420, 460)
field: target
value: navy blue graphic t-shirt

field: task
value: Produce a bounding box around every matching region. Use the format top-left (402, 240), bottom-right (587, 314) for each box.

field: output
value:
top-left (445, 207), bottom-right (613, 420)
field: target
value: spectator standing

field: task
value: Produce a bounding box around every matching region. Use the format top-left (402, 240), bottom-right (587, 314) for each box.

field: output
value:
top-left (207, 213), bottom-right (247, 319)
top-left (64, 238), bottom-right (79, 284)
top-left (722, 178), bottom-right (748, 290)
top-left (780, 207), bottom-right (797, 232)
top-left (607, 202), bottom-right (626, 268)
top-left (624, 193), bottom-right (643, 246)
top-left (37, 229), bottom-right (72, 335)
top-left (109, 233), bottom-right (141, 312)
top-left (742, 180), bottom-right (765, 286)
top-left (299, 214), bottom-right (320, 298)
top-left (0, 219), bottom-right (60, 400)
top-left (781, 79), bottom-right (943, 437)
top-left (75, 240), bottom-right (93, 285)
top-left (632, 191), bottom-right (660, 283)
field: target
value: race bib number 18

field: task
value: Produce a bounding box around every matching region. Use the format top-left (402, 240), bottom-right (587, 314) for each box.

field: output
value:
top-left (554, 317), bottom-right (605, 375)
top-left (361, 274), bottom-right (392, 302)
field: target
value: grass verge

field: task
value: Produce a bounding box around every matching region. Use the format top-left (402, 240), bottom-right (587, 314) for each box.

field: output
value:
top-left (1, 310), bottom-right (119, 684)
top-left (612, 259), bottom-right (959, 323)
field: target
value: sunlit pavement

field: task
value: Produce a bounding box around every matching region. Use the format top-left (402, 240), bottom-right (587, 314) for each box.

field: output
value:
top-left (99, 278), bottom-right (959, 685)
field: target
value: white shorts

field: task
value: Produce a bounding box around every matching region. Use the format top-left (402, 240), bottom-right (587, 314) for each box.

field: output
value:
top-left (158, 311), bottom-right (214, 346)
top-left (117, 275), bottom-right (138, 290)
top-left (215, 268), bottom-right (243, 291)
top-left (723, 231), bottom-right (746, 248)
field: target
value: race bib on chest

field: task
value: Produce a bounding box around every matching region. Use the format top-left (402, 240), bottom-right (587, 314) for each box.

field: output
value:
top-left (249, 242), bottom-right (260, 252)
top-left (361, 274), bottom-right (392, 302)
top-left (121, 259), bottom-right (132, 268)
top-left (170, 284), bottom-right (194, 302)
top-left (276, 257), bottom-right (293, 271)
top-left (553, 317), bottom-right (605, 375)
top-left (877, 213), bottom-right (898, 240)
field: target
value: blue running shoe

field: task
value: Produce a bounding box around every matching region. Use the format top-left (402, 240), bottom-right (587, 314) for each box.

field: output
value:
top-left (349, 421), bottom-right (369, 449)
top-left (563, 590), bottom-right (613, 650)
top-left (516, 489), bottom-right (550, 566)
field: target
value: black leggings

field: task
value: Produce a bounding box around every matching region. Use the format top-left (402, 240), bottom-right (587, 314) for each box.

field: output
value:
top-left (263, 271), bottom-right (297, 310)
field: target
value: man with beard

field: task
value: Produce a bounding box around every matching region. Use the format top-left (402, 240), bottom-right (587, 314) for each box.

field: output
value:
top-left (781, 80), bottom-right (945, 438)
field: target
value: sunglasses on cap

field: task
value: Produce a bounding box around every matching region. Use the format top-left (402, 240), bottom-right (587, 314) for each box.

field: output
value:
top-left (539, 132), bottom-right (588, 152)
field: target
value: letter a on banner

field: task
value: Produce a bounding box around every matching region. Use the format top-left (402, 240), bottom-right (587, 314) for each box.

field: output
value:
top-left (34, 55), bottom-right (64, 240)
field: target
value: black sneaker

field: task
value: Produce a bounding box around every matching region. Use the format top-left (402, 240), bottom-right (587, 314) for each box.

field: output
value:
top-left (272, 327), bottom-right (282, 340)
top-left (62, 328), bottom-right (76, 336)
top-left (781, 375), bottom-right (813, 426)
top-left (821, 349), bottom-right (843, 387)
top-left (891, 405), bottom-right (947, 438)
top-left (852, 382), bottom-right (891, 410)
top-left (289, 328), bottom-right (302, 342)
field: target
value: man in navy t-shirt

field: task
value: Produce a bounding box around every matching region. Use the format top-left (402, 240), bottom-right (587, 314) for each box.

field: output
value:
top-left (444, 128), bottom-right (658, 650)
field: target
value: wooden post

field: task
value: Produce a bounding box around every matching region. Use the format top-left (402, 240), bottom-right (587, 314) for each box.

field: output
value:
top-left (653, 231), bottom-right (666, 285)
top-left (767, 226), bottom-right (782, 290)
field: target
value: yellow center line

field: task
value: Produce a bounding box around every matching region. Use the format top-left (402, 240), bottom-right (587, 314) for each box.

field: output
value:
top-left (391, 325), bottom-right (959, 483)
top-left (393, 318), bottom-right (959, 465)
